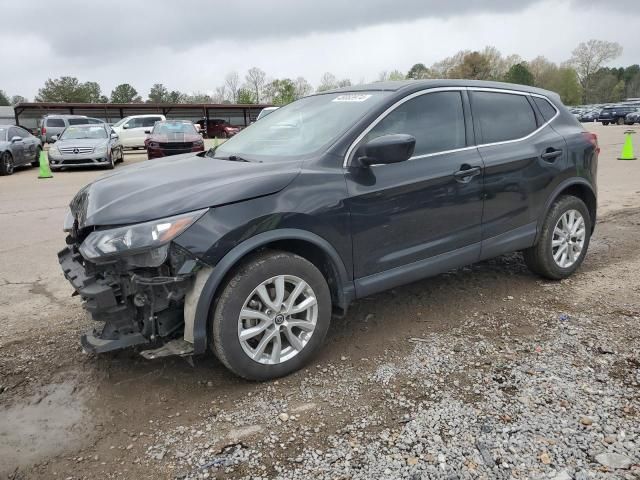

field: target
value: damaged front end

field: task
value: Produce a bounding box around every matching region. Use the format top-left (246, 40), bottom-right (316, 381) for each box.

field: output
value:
top-left (58, 206), bottom-right (210, 356)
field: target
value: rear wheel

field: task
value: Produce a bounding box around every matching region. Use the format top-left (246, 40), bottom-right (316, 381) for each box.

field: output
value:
top-left (0, 152), bottom-right (14, 175)
top-left (31, 147), bottom-right (42, 167)
top-left (211, 250), bottom-right (331, 380)
top-left (523, 196), bottom-right (591, 280)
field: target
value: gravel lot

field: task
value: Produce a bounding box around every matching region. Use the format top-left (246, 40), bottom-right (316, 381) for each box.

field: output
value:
top-left (0, 126), bottom-right (639, 480)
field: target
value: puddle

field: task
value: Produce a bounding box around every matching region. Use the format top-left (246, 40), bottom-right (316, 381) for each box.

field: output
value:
top-left (0, 380), bottom-right (93, 475)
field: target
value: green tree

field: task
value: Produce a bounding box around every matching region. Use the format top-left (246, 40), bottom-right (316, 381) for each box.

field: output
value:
top-left (186, 92), bottom-right (212, 103)
top-left (406, 63), bottom-right (430, 79)
top-left (167, 90), bottom-right (186, 103)
top-left (266, 78), bottom-right (296, 105)
top-left (148, 83), bottom-right (169, 103)
top-left (36, 76), bottom-right (103, 102)
top-left (450, 51), bottom-right (492, 80)
top-left (110, 84), bottom-right (142, 103)
top-left (551, 67), bottom-right (582, 105)
top-left (504, 63), bottom-right (534, 86)
top-left (237, 88), bottom-right (255, 104)
top-left (0, 90), bottom-right (10, 106)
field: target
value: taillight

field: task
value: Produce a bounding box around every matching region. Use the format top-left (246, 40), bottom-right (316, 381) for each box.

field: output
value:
top-left (584, 132), bottom-right (599, 154)
top-left (42, 127), bottom-right (46, 134)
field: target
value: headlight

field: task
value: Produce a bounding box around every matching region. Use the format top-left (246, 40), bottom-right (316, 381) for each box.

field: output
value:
top-left (94, 144), bottom-right (108, 155)
top-left (79, 208), bottom-right (208, 261)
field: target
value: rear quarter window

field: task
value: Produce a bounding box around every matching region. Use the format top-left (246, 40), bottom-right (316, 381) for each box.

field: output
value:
top-left (532, 97), bottom-right (558, 122)
top-left (46, 118), bottom-right (65, 127)
top-left (471, 91), bottom-right (538, 144)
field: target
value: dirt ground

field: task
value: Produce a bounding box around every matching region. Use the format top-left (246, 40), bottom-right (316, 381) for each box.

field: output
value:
top-left (0, 125), bottom-right (639, 479)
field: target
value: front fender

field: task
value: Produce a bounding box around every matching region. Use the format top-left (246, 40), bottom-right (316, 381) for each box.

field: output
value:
top-left (190, 229), bottom-right (353, 354)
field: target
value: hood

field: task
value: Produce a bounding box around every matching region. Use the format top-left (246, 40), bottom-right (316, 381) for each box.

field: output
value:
top-left (147, 132), bottom-right (202, 143)
top-left (55, 138), bottom-right (108, 148)
top-left (70, 154), bottom-right (300, 228)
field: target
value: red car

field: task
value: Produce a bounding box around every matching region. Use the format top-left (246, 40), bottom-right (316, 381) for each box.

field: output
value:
top-left (197, 118), bottom-right (241, 138)
top-left (144, 120), bottom-right (204, 159)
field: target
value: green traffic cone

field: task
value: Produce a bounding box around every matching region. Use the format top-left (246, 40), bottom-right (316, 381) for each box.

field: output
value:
top-left (37, 149), bottom-right (53, 179)
top-left (618, 130), bottom-right (637, 161)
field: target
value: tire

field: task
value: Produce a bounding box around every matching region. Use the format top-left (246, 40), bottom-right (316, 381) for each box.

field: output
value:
top-left (106, 154), bottom-right (115, 169)
top-left (523, 196), bottom-right (591, 280)
top-left (31, 147), bottom-right (42, 167)
top-left (602, 122), bottom-right (609, 126)
top-left (617, 117), bottom-right (624, 126)
top-left (0, 151), bottom-right (14, 176)
top-left (211, 250), bottom-right (332, 381)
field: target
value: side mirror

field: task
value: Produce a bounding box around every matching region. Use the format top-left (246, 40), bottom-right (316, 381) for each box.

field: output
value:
top-left (122, 124), bottom-right (130, 129)
top-left (144, 130), bottom-right (151, 134)
top-left (355, 134), bottom-right (416, 167)
top-left (10, 136), bottom-right (22, 143)
top-left (110, 132), bottom-right (119, 139)
top-left (50, 135), bottom-right (58, 142)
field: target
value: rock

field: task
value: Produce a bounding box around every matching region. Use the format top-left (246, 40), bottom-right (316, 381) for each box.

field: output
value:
top-left (603, 435), bottom-right (616, 444)
top-left (552, 470), bottom-right (572, 480)
top-left (597, 345), bottom-right (615, 354)
top-left (406, 456), bottom-right (419, 466)
top-left (595, 452), bottom-right (632, 469)
top-left (539, 452), bottom-right (551, 464)
top-left (580, 416), bottom-right (593, 426)
top-left (278, 413), bottom-right (289, 422)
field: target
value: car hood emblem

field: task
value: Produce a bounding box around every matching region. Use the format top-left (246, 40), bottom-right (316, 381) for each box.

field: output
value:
top-left (73, 147), bottom-right (79, 154)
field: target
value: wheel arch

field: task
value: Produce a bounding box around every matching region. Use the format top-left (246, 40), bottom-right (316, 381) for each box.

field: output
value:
top-left (191, 229), bottom-right (354, 354)
top-left (535, 178), bottom-right (597, 244)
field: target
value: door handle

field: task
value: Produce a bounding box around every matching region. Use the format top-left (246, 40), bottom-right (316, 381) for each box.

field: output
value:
top-left (453, 165), bottom-right (482, 183)
top-left (541, 148), bottom-right (562, 161)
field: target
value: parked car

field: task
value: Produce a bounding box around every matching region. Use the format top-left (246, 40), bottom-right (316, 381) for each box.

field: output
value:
top-left (39, 115), bottom-right (104, 143)
top-left (256, 107), bottom-right (279, 121)
top-left (197, 118), bottom-right (241, 138)
top-left (48, 124), bottom-right (123, 170)
top-left (0, 124), bottom-right (42, 175)
top-left (59, 80), bottom-right (598, 381)
top-left (111, 114), bottom-right (165, 149)
top-left (578, 110), bottom-right (599, 122)
top-left (144, 120), bottom-right (205, 159)
top-left (598, 105), bottom-right (637, 125)
top-left (624, 110), bottom-right (640, 125)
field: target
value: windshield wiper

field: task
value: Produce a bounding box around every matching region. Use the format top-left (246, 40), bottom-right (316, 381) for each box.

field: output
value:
top-left (213, 155), bottom-right (260, 163)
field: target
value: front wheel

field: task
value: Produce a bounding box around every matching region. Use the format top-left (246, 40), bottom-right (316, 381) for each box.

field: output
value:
top-left (211, 250), bottom-right (332, 380)
top-left (523, 196), bottom-right (591, 280)
top-left (0, 152), bottom-right (14, 175)
top-left (602, 122), bottom-right (609, 126)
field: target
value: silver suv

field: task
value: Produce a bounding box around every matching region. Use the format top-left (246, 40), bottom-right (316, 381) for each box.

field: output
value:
top-left (39, 115), bottom-right (104, 143)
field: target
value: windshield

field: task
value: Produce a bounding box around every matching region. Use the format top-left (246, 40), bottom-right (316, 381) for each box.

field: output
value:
top-left (215, 91), bottom-right (388, 161)
top-left (112, 117), bottom-right (129, 128)
top-left (152, 121), bottom-right (197, 135)
top-left (60, 126), bottom-right (108, 140)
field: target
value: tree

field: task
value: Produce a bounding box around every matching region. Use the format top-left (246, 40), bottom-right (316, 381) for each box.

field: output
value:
top-left (293, 77), bottom-right (313, 99)
top-left (212, 86), bottom-right (227, 104)
top-left (237, 88), bottom-right (255, 104)
top-left (148, 83), bottom-right (169, 103)
top-left (185, 92), bottom-right (212, 103)
top-left (110, 84), bottom-right (142, 103)
top-left (407, 63), bottom-right (430, 80)
top-left (11, 95), bottom-right (27, 105)
top-left (378, 70), bottom-right (405, 82)
top-left (35, 76), bottom-right (105, 102)
top-left (0, 90), bottom-right (10, 106)
top-left (317, 72), bottom-right (338, 92)
top-left (450, 51), bottom-right (492, 80)
top-left (167, 90), bottom-right (186, 103)
top-left (265, 78), bottom-right (296, 105)
top-left (504, 63), bottom-right (534, 86)
top-left (551, 67), bottom-right (582, 105)
top-left (225, 72), bottom-right (240, 103)
top-left (569, 39), bottom-right (623, 103)
top-left (245, 67), bottom-right (266, 103)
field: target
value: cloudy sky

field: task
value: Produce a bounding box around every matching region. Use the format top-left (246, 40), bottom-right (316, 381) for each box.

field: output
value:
top-left (1, 0), bottom-right (638, 100)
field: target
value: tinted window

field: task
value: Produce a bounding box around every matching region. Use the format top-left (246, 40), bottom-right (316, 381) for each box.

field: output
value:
top-left (46, 118), bottom-right (65, 127)
top-left (68, 118), bottom-right (89, 125)
top-left (364, 91), bottom-right (466, 157)
top-left (87, 118), bottom-right (104, 124)
top-left (142, 117), bottom-right (162, 127)
top-left (532, 97), bottom-right (557, 122)
top-left (16, 127), bottom-right (31, 138)
top-left (472, 92), bottom-right (537, 144)
top-left (8, 128), bottom-right (19, 139)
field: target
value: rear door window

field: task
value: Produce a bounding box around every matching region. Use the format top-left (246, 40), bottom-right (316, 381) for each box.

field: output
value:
top-left (532, 96), bottom-right (558, 122)
top-left (471, 91), bottom-right (538, 144)
top-left (364, 91), bottom-right (466, 157)
top-left (142, 117), bottom-right (162, 128)
top-left (46, 118), bottom-right (65, 128)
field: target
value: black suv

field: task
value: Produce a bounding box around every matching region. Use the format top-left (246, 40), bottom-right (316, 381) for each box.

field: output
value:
top-left (59, 80), bottom-right (598, 380)
top-left (598, 105), bottom-right (638, 125)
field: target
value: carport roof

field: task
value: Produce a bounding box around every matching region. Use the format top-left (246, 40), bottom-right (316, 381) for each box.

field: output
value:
top-left (14, 102), bottom-right (273, 110)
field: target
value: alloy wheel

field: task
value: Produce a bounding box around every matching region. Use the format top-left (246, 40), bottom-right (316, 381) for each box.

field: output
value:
top-left (3, 153), bottom-right (14, 174)
top-left (551, 209), bottom-right (586, 268)
top-left (237, 275), bottom-right (318, 365)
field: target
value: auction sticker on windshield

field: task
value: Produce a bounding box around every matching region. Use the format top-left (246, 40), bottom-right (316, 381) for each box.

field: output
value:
top-left (332, 94), bottom-right (372, 102)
